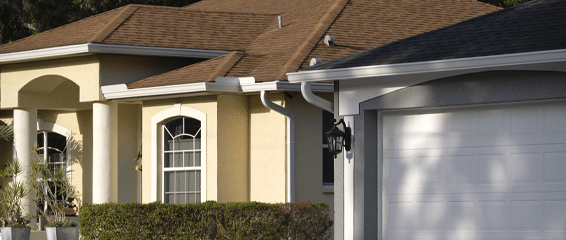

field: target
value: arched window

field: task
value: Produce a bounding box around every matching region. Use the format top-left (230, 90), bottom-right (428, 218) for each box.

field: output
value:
top-left (162, 117), bottom-right (202, 204)
top-left (37, 131), bottom-right (68, 175)
top-left (36, 131), bottom-right (69, 204)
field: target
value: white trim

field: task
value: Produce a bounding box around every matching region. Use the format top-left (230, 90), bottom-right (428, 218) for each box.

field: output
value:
top-left (101, 81), bottom-right (334, 100)
top-left (286, 49), bottom-right (566, 82)
top-left (150, 105), bottom-right (206, 203)
top-left (0, 43), bottom-right (230, 64)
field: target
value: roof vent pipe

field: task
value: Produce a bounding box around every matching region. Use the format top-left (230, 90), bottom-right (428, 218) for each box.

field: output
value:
top-left (278, 16), bottom-right (283, 28)
top-left (301, 82), bottom-right (334, 113)
top-left (324, 35), bottom-right (335, 47)
top-left (310, 58), bottom-right (322, 66)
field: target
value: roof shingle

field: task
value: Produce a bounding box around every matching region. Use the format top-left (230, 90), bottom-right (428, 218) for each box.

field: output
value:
top-left (303, 0), bottom-right (565, 71)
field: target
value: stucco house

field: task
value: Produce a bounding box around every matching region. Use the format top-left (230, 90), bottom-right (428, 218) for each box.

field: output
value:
top-left (288, 0), bottom-right (566, 239)
top-left (0, 0), bottom-right (498, 232)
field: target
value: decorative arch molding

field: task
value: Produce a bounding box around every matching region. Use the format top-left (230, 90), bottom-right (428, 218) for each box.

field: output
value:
top-left (150, 103), bottom-right (207, 202)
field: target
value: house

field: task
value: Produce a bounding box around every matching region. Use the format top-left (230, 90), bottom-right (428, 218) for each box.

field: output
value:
top-left (287, 0), bottom-right (566, 239)
top-left (0, 0), bottom-right (498, 233)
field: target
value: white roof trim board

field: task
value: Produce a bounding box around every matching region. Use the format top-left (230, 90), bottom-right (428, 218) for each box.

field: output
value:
top-left (0, 43), bottom-right (231, 64)
top-left (286, 49), bottom-right (566, 82)
top-left (101, 79), bottom-right (333, 100)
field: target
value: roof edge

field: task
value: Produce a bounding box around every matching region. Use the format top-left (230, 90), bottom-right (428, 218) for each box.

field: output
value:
top-left (102, 80), bottom-right (333, 100)
top-left (273, 0), bottom-right (350, 80)
top-left (287, 49), bottom-right (566, 82)
top-left (0, 43), bottom-right (231, 65)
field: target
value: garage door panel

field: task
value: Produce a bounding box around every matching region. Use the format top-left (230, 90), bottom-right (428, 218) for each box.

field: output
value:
top-left (383, 103), bottom-right (566, 151)
top-left (383, 193), bottom-right (566, 239)
top-left (382, 102), bottom-right (566, 240)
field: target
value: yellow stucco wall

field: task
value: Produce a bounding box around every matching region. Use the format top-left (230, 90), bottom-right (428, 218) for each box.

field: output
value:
top-left (248, 94), bottom-right (287, 203)
top-left (117, 104), bottom-right (141, 203)
top-left (217, 95), bottom-right (249, 202)
top-left (98, 55), bottom-right (200, 87)
top-left (141, 96), bottom-right (218, 203)
top-left (0, 56), bottom-right (101, 108)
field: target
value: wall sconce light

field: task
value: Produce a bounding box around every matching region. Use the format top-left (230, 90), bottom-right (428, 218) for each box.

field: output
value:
top-left (324, 119), bottom-right (351, 158)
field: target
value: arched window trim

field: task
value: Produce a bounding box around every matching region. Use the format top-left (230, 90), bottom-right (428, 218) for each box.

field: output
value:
top-left (151, 104), bottom-right (207, 202)
top-left (36, 119), bottom-right (72, 180)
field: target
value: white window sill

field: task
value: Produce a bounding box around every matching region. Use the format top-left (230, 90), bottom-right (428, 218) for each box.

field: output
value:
top-left (322, 184), bottom-right (334, 193)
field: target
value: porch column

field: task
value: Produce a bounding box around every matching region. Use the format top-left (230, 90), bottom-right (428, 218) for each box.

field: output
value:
top-left (13, 108), bottom-right (37, 229)
top-left (92, 102), bottom-right (118, 203)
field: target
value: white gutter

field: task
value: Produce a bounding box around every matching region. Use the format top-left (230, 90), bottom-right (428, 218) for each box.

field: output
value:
top-left (0, 43), bottom-right (230, 64)
top-left (301, 82), bottom-right (334, 113)
top-left (260, 90), bottom-right (295, 203)
top-left (101, 79), bottom-right (333, 100)
top-left (286, 49), bottom-right (566, 82)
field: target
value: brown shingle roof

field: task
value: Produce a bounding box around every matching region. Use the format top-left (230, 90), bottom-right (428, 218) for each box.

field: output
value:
top-left (299, 0), bottom-right (500, 68)
top-left (1, 0), bottom-right (500, 89)
top-left (130, 0), bottom-right (498, 88)
top-left (0, 5), bottom-right (276, 54)
top-left (127, 51), bottom-right (244, 89)
top-left (0, 6), bottom-right (131, 54)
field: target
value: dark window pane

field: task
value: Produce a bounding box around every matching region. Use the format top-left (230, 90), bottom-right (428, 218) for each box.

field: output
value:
top-left (322, 110), bottom-right (334, 185)
top-left (37, 133), bottom-right (44, 148)
top-left (48, 132), bottom-right (67, 153)
top-left (323, 149), bottom-right (334, 184)
top-left (164, 193), bottom-right (174, 204)
top-left (322, 111), bottom-right (334, 144)
top-left (183, 117), bottom-right (201, 137)
top-left (164, 118), bottom-right (183, 137)
top-left (164, 153), bottom-right (173, 168)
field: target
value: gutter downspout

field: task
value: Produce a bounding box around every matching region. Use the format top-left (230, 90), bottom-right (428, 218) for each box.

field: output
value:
top-left (301, 82), bottom-right (334, 113)
top-left (260, 90), bottom-right (295, 203)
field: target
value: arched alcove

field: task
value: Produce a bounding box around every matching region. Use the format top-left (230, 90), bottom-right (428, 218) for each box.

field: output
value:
top-left (18, 75), bottom-right (91, 110)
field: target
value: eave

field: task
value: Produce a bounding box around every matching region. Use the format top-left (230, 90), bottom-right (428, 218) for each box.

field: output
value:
top-left (101, 79), bottom-right (334, 101)
top-left (0, 43), bottom-right (231, 65)
top-left (286, 49), bottom-right (566, 83)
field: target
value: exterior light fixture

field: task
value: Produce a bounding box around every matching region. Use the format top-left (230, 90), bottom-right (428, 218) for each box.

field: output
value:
top-left (324, 119), bottom-right (351, 158)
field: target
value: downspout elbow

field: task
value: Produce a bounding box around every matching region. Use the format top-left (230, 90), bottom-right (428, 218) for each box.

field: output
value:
top-left (301, 82), bottom-right (334, 113)
top-left (260, 91), bottom-right (295, 203)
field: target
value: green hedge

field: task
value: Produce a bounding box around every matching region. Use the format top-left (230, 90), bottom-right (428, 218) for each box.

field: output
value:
top-left (79, 201), bottom-right (332, 240)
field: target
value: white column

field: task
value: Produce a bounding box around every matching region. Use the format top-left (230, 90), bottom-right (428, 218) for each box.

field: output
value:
top-left (13, 108), bottom-right (37, 229)
top-left (92, 102), bottom-right (118, 203)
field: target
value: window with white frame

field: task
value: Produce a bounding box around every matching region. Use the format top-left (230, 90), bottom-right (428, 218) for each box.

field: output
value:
top-left (162, 117), bottom-right (202, 204)
top-left (36, 131), bottom-right (69, 201)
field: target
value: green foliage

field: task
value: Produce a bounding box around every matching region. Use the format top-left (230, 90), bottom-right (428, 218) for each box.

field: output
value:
top-left (79, 201), bottom-right (333, 240)
top-left (0, 160), bottom-right (31, 228)
top-left (28, 157), bottom-right (80, 227)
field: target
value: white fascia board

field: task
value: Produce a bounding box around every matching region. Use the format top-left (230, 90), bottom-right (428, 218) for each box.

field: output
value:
top-left (87, 43), bottom-right (230, 59)
top-left (101, 81), bottom-right (333, 100)
top-left (0, 43), bottom-right (230, 64)
top-left (286, 49), bottom-right (566, 83)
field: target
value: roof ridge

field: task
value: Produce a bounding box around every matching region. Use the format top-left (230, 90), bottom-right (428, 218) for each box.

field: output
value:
top-left (182, 8), bottom-right (279, 16)
top-left (206, 51), bottom-right (245, 82)
top-left (91, 5), bottom-right (140, 43)
top-left (272, 0), bottom-right (349, 80)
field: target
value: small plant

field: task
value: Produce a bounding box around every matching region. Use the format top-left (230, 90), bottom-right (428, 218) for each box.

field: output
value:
top-left (28, 156), bottom-right (79, 228)
top-left (0, 159), bottom-right (31, 228)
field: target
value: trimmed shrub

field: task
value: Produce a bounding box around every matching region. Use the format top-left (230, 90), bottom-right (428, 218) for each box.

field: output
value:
top-left (79, 201), bottom-right (332, 240)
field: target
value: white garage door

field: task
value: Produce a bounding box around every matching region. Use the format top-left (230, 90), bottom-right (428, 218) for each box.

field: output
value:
top-left (382, 101), bottom-right (566, 240)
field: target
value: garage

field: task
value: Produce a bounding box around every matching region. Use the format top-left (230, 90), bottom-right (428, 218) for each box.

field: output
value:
top-left (381, 101), bottom-right (566, 240)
